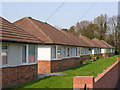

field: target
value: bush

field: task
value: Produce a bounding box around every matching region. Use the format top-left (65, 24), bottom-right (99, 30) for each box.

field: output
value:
top-left (82, 60), bottom-right (91, 64)
top-left (90, 54), bottom-right (94, 60)
top-left (117, 46), bottom-right (120, 57)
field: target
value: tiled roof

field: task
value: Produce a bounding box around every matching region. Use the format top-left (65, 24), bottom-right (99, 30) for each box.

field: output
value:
top-left (78, 35), bottom-right (101, 48)
top-left (100, 40), bottom-right (115, 49)
top-left (14, 17), bottom-right (93, 47)
top-left (60, 30), bottom-right (93, 47)
top-left (13, 17), bottom-right (114, 48)
top-left (0, 17), bottom-right (43, 44)
top-left (92, 38), bottom-right (108, 48)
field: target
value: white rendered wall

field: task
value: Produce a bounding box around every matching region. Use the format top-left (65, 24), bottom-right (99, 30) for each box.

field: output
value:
top-left (92, 48), bottom-right (95, 54)
top-left (101, 48), bottom-right (105, 53)
top-left (38, 45), bottom-right (51, 60)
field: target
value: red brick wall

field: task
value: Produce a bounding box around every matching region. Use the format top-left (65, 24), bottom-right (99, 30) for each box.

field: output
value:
top-left (93, 54), bottom-right (102, 57)
top-left (102, 52), bottom-right (115, 57)
top-left (73, 57), bottom-right (120, 89)
top-left (38, 55), bottom-right (90, 73)
top-left (2, 64), bottom-right (37, 88)
top-left (38, 61), bottom-right (51, 73)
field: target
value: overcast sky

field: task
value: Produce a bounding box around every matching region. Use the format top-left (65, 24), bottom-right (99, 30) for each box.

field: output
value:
top-left (2, 2), bottom-right (118, 29)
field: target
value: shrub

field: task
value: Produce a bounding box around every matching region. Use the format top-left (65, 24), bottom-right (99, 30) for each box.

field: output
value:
top-left (117, 46), bottom-right (120, 57)
top-left (90, 54), bottom-right (94, 60)
top-left (82, 60), bottom-right (91, 64)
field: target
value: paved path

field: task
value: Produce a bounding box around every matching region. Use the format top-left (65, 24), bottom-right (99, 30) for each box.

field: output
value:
top-left (38, 72), bottom-right (67, 79)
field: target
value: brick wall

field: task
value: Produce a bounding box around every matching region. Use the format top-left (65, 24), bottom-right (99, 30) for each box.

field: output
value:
top-left (2, 64), bottom-right (37, 88)
top-left (38, 61), bottom-right (51, 73)
top-left (102, 52), bottom-right (115, 57)
top-left (73, 57), bottom-right (120, 89)
top-left (93, 54), bottom-right (102, 57)
top-left (38, 55), bottom-right (90, 73)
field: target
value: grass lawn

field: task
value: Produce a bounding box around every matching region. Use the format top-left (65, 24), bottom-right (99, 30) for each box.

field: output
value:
top-left (13, 55), bottom-right (118, 88)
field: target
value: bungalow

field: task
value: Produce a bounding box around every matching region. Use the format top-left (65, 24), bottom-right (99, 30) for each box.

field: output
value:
top-left (0, 17), bottom-right (43, 88)
top-left (13, 17), bottom-right (98, 73)
top-left (78, 35), bottom-right (102, 57)
top-left (1, 16), bottom-right (115, 88)
top-left (13, 17), bottom-right (115, 73)
top-left (92, 38), bottom-right (115, 57)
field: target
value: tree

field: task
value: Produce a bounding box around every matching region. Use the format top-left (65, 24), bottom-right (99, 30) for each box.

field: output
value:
top-left (87, 23), bottom-right (99, 39)
top-left (75, 20), bottom-right (91, 36)
top-left (107, 16), bottom-right (119, 49)
top-left (62, 28), bottom-right (69, 32)
top-left (69, 26), bottom-right (76, 35)
top-left (93, 14), bottom-right (108, 40)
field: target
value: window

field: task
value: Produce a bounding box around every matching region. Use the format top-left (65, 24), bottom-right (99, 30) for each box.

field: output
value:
top-left (89, 48), bottom-right (92, 54)
top-left (52, 46), bottom-right (56, 59)
top-left (64, 47), bottom-right (66, 57)
top-left (70, 48), bottom-right (72, 57)
top-left (79, 47), bottom-right (81, 55)
top-left (2, 45), bottom-right (8, 65)
top-left (76, 48), bottom-right (78, 56)
top-left (57, 46), bottom-right (61, 59)
top-left (22, 46), bottom-right (27, 63)
top-left (67, 48), bottom-right (70, 57)
top-left (29, 45), bottom-right (35, 63)
top-left (99, 48), bottom-right (101, 53)
top-left (81, 48), bottom-right (83, 55)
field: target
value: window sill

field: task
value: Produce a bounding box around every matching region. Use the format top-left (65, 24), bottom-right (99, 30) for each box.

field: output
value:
top-left (51, 56), bottom-right (81, 60)
top-left (0, 62), bottom-right (37, 68)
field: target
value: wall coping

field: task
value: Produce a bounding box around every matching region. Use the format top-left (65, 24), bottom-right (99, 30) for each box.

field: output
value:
top-left (73, 57), bottom-right (120, 88)
top-left (95, 59), bottom-right (119, 82)
top-left (1, 62), bottom-right (37, 68)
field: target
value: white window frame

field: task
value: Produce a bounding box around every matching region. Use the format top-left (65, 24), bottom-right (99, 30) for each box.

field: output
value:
top-left (21, 45), bottom-right (37, 64)
top-left (79, 47), bottom-right (81, 56)
top-left (21, 45), bottom-right (28, 64)
top-left (2, 45), bottom-right (8, 66)
top-left (28, 45), bottom-right (36, 63)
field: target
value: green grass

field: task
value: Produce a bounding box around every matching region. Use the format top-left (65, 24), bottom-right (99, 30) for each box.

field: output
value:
top-left (13, 55), bottom-right (118, 88)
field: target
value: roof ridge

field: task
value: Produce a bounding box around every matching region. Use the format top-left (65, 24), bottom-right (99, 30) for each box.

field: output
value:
top-left (60, 30), bottom-right (71, 37)
top-left (26, 17), bottom-right (53, 43)
top-left (12, 19), bottom-right (44, 43)
top-left (1, 17), bottom-right (43, 43)
top-left (13, 17), bottom-right (27, 24)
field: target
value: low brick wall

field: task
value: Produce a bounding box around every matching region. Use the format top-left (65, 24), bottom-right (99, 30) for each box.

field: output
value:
top-left (93, 54), bottom-right (102, 57)
top-left (38, 55), bottom-right (90, 73)
top-left (73, 57), bottom-right (120, 89)
top-left (38, 61), bottom-right (51, 73)
top-left (102, 52), bottom-right (115, 57)
top-left (2, 64), bottom-right (38, 88)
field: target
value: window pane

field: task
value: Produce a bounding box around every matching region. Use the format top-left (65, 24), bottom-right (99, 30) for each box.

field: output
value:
top-left (64, 47), bottom-right (66, 57)
top-left (67, 48), bottom-right (70, 57)
top-left (2, 52), bottom-right (7, 65)
top-left (29, 45), bottom-right (35, 63)
top-left (2, 45), bottom-right (7, 49)
top-left (70, 48), bottom-right (72, 57)
top-left (52, 46), bottom-right (56, 59)
top-left (57, 46), bottom-right (61, 59)
top-left (22, 46), bottom-right (26, 63)
top-left (2, 45), bottom-right (7, 65)
top-left (76, 48), bottom-right (78, 56)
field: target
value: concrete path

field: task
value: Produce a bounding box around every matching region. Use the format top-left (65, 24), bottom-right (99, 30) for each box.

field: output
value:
top-left (38, 72), bottom-right (67, 79)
